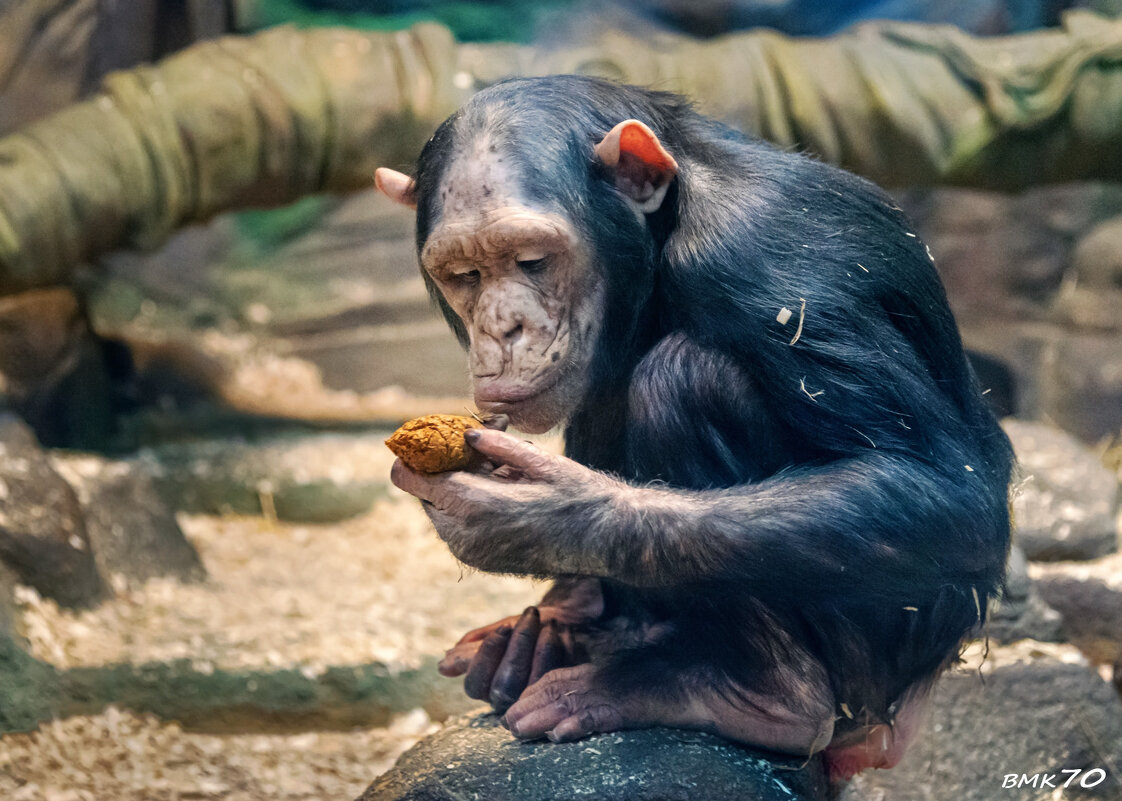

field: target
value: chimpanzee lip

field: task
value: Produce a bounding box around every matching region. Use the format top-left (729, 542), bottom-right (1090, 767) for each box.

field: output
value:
top-left (474, 374), bottom-right (560, 405)
top-left (475, 386), bottom-right (545, 406)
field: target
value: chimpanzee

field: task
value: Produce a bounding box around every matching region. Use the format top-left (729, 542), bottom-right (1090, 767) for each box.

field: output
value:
top-left (376, 75), bottom-right (1014, 785)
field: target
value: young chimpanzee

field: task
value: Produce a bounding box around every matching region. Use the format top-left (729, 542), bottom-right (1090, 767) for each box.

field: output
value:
top-left (376, 76), bottom-right (1014, 784)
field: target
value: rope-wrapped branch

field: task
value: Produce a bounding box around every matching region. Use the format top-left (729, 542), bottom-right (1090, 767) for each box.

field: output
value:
top-left (0, 23), bottom-right (464, 294)
top-left (4, 12), bottom-right (1122, 294)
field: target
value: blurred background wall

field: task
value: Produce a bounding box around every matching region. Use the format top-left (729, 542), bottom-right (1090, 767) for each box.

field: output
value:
top-left (1, 0), bottom-right (1121, 453)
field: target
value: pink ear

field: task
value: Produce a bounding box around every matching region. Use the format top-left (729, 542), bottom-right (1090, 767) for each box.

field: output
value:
top-left (594, 120), bottom-right (678, 213)
top-left (375, 168), bottom-right (417, 209)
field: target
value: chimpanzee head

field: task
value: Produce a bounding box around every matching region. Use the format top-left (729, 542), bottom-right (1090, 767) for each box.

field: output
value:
top-left (377, 77), bottom-right (680, 433)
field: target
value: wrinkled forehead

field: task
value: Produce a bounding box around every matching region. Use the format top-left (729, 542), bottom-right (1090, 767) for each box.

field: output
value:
top-left (423, 139), bottom-right (593, 272)
top-left (420, 132), bottom-right (577, 264)
top-left (429, 135), bottom-right (530, 222)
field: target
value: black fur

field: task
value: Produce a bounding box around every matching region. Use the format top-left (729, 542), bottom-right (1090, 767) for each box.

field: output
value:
top-left (411, 76), bottom-right (1014, 734)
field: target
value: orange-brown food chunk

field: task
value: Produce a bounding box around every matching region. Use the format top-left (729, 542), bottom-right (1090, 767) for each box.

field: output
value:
top-left (385, 414), bottom-right (484, 473)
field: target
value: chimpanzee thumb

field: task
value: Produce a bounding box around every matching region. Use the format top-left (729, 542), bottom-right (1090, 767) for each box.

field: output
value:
top-left (464, 429), bottom-right (556, 479)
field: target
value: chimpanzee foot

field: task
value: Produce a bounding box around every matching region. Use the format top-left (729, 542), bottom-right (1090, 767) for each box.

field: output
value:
top-left (502, 664), bottom-right (653, 742)
top-left (502, 662), bottom-right (835, 754)
top-left (822, 691), bottom-right (929, 782)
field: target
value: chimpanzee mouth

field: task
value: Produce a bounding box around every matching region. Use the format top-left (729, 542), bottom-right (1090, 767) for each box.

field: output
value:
top-left (475, 385), bottom-right (547, 407)
top-left (474, 374), bottom-right (561, 408)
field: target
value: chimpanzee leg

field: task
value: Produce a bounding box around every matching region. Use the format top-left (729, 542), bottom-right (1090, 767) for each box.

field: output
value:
top-left (503, 626), bottom-right (836, 756)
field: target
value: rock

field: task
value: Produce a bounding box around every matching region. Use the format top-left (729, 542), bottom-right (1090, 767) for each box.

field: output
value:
top-left (960, 321), bottom-right (1122, 443)
top-left (0, 634), bottom-right (62, 734)
top-left (1034, 331), bottom-right (1122, 444)
top-left (853, 655), bottom-right (1122, 801)
top-left (0, 414), bottom-right (203, 603)
top-left (897, 184), bottom-right (1122, 328)
top-left (89, 192), bottom-right (470, 427)
top-left (360, 712), bottom-right (827, 801)
top-left (50, 454), bottom-right (204, 588)
top-left (894, 184), bottom-right (1122, 440)
top-left (0, 562), bottom-right (19, 639)
top-left (1004, 419), bottom-right (1119, 561)
top-left (987, 546), bottom-right (1063, 644)
top-left (0, 288), bottom-right (124, 450)
top-left (1053, 282), bottom-right (1122, 333)
top-left (1035, 576), bottom-right (1122, 666)
top-left (0, 290), bottom-right (83, 390)
top-left (0, 415), bottom-right (105, 608)
top-left (1069, 215), bottom-right (1122, 292)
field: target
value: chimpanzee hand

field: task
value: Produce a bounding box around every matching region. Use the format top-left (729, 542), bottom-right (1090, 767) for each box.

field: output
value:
top-left (437, 578), bottom-right (604, 712)
top-left (389, 428), bottom-right (621, 577)
top-left (437, 606), bottom-right (587, 712)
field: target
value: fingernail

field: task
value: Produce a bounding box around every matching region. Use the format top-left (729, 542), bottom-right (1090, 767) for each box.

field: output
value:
top-left (546, 730), bottom-right (560, 743)
top-left (465, 429), bottom-right (481, 444)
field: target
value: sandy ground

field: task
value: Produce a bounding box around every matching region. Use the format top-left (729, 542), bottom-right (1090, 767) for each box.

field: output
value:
top-left (1, 431), bottom-right (561, 801)
top-left (0, 707), bottom-right (437, 801)
top-left (2, 432), bottom-right (1117, 801)
top-left (3, 484), bottom-right (540, 801)
top-left (17, 494), bottom-right (542, 673)
top-left (1030, 549), bottom-right (1122, 589)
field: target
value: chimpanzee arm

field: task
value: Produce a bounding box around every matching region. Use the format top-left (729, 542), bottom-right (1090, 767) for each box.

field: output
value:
top-left (390, 431), bottom-right (1007, 603)
top-left (610, 454), bottom-right (1007, 601)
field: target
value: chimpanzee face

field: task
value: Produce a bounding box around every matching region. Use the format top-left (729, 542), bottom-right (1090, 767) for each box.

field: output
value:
top-left (376, 116), bottom-right (676, 433)
top-left (380, 141), bottom-right (606, 433)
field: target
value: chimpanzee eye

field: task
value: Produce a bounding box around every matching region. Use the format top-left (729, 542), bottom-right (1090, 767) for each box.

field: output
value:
top-left (451, 269), bottom-right (481, 287)
top-left (516, 257), bottom-right (548, 273)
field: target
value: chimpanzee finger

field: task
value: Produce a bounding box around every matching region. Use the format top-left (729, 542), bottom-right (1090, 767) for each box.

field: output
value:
top-left (393, 461), bottom-right (498, 509)
top-left (482, 413), bottom-right (509, 431)
top-left (528, 620), bottom-right (565, 684)
top-left (558, 624), bottom-right (577, 659)
top-left (469, 414), bottom-right (510, 473)
top-left (462, 429), bottom-right (558, 480)
top-left (389, 459), bottom-right (443, 502)
top-left (455, 614), bottom-right (522, 646)
top-left (489, 607), bottom-right (541, 710)
top-left (438, 639), bottom-right (482, 676)
top-left (463, 626), bottom-right (512, 700)
top-left (489, 463), bottom-right (526, 482)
